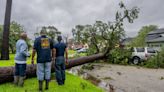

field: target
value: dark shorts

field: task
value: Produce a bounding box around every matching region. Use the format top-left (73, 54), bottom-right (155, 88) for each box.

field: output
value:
top-left (15, 63), bottom-right (26, 77)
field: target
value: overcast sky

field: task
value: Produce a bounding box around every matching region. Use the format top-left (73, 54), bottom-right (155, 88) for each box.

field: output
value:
top-left (0, 0), bottom-right (164, 38)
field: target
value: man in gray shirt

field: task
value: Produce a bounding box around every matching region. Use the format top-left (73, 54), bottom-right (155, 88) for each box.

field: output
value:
top-left (14, 32), bottom-right (30, 87)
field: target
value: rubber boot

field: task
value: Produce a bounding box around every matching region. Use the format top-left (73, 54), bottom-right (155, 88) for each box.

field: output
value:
top-left (39, 81), bottom-right (43, 92)
top-left (62, 80), bottom-right (65, 85)
top-left (14, 76), bottom-right (19, 86)
top-left (18, 77), bottom-right (24, 87)
top-left (45, 80), bottom-right (49, 90)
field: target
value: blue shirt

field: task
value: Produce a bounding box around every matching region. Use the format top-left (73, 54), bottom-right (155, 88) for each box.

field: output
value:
top-left (33, 35), bottom-right (53, 63)
top-left (54, 42), bottom-right (67, 57)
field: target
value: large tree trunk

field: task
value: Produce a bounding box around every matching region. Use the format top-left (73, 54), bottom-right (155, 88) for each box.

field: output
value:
top-left (0, 53), bottom-right (105, 84)
top-left (1, 0), bottom-right (12, 60)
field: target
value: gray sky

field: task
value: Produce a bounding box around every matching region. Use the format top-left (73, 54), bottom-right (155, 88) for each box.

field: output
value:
top-left (0, 0), bottom-right (164, 38)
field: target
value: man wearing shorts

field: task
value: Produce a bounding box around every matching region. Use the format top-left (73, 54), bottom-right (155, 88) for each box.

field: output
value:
top-left (31, 29), bottom-right (54, 92)
top-left (14, 32), bottom-right (30, 87)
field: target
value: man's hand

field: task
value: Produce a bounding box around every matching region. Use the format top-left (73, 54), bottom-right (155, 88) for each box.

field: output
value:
top-left (65, 59), bottom-right (69, 65)
top-left (27, 52), bottom-right (31, 57)
top-left (52, 57), bottom-right (55, 62)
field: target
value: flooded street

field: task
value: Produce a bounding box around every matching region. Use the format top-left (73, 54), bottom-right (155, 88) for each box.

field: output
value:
top-left (68, 63), bottom-right (164, 92)
top-left (68, 64), bottom-right (121, 92)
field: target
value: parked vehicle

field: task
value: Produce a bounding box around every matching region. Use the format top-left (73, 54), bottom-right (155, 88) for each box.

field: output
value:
top-left (77, 48), bottom-right (87, 53)
top-left (74, 48), bottom-right (82, 51)
top-left (131, 47), bottom-right (157, 64)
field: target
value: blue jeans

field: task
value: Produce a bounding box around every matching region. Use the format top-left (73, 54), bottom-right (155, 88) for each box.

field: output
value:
top-left (15, 63), bottom-right (26, 77)
top-left (55, 56), bottom-right (65, 85)
top-left (37, 62), bottom-right (51, 81)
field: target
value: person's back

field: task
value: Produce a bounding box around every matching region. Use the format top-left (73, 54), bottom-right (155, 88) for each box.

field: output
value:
top-left (31, 30), bottom-right (54, 91)
top-left (53, 36), bottom-right (68, 85)
top-left (54, 42), bottom-right (67, 57)
top-left (34, 35), bottom-right (53, 63)
top-left (15, 39), bottom-right (29, 61)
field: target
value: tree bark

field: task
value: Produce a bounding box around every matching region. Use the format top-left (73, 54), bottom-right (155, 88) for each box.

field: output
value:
top-left (0, 53), bottom-right (105, 84)
top-left (1, 0), bottom-right (12, 60)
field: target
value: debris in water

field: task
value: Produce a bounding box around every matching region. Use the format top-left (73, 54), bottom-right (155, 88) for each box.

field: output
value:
top-left (117, 72), bottom-right (122, 75)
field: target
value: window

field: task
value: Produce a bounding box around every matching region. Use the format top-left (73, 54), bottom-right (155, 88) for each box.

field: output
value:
top-left (136, 48), bottom-right (144, 52)
top-left (147, 48), bottom-right (156, 53)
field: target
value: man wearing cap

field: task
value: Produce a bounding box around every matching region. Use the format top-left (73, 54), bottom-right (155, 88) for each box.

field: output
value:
top-left (14, 32), bottom-right (30, 87)
top-left (31, 29), bottom-right (54, 92)
top-left (53, 36), bottom-right (68, 85)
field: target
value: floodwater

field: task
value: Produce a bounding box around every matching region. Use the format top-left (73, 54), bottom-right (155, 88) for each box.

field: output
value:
top-left (68, 65), bottom-right (122, 92)
top-left (68, 63), bottom-right (164, 92)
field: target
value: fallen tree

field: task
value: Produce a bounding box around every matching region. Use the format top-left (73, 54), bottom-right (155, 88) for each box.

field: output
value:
top-left (0, 2), bottom-right (140, 84)
top-left (0, 53), bottom-right (105, 84)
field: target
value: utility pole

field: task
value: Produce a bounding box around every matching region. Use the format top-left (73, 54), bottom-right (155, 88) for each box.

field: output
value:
top-left (1, 0), bottom-right (12, 60)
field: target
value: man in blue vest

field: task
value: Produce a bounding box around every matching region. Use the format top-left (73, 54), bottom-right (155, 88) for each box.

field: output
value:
top-left (31, 29), bottom-right (54, 92)
top-left (53, 36), bottom-right (68, 85)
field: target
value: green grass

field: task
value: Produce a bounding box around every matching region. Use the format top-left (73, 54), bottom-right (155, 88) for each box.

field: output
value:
top-left (0, 50), bottom-right (86, 67)
top-left (0, 73), bottom-right (103, 92)
top-left (68, 50), bottom-right (87, 56)
top-left (0, 53), bottom-right (103, 92)
top-left (0, 50), bottom-right (74, 67)
top-left (0, 54), bottom-right (32, 67)
top-left (68, 50), bottom-right (76, 55)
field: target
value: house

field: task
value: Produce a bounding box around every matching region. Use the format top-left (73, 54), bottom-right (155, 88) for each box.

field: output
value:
top-left (67, 39), bottom-right (88, 50)
top-left (145, 28), bottom-right (164, 51)
top-left (120, 37), bottom-right (134, 47)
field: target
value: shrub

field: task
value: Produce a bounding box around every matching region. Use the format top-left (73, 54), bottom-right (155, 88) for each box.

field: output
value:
top-left (108, 48), bottom-right (132, 65)
top-left (145, 47), bottom-right (164, 68)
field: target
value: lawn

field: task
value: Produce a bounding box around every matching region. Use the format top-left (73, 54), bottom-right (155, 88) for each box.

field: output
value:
top-left (0, 50), bottom-right (86, 67)
top-left (0, 73), bottom-right (104, 92)
top-left (0, 52), bottom-right (103, 92)
top-left (0, 54), bottom-right (32, 67)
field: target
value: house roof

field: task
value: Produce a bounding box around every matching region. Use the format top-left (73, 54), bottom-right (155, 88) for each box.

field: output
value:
top-left (146, 37), bottom-right (164, 43)
top-left (121, 37), bottom-right (134, 45)
top-left (148, 28), bottom-right (164, 35)
top-left (145, 34), bottom-right (161, 42)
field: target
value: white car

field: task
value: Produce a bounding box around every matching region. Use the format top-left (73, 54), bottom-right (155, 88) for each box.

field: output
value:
top-left (77, 48), bottom-right (87, 53)
top-left (131, 47), bottom-right (157, 64)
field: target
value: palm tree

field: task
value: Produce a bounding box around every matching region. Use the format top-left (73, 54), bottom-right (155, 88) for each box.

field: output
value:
top-left (1, 0), bottom-right (12, 60)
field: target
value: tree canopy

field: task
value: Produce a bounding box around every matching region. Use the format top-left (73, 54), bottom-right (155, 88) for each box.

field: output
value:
top-left (0, 21), bottom-right (31, 54)
top-left (34, 26), bottom-right (61, 44)
top-left (72, 2), bottom-right (139, 56)
top-left (9, 21), bottom-right (25, 53)
top-left (130, 25), bottom-right (158, 47)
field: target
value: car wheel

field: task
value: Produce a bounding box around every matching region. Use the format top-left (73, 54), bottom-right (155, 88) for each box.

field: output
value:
top-left (132, 57), bottom-right (140, 65)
